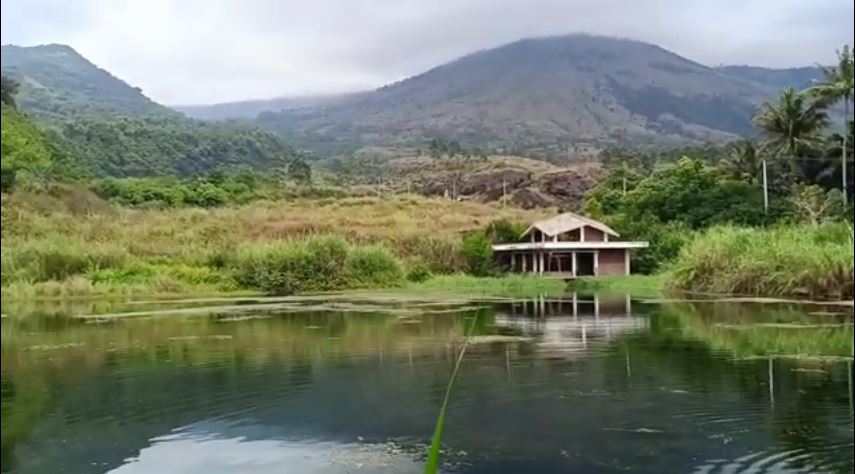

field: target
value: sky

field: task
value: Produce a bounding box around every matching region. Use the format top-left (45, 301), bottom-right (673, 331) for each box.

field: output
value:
top-left (2, 0), bottom-right (853, 105)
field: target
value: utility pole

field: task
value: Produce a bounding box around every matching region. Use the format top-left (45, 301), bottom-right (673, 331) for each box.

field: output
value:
top-left (843, 101), bottom-right (849, 206)
top-left (762, 159), bottom-right (769, 214)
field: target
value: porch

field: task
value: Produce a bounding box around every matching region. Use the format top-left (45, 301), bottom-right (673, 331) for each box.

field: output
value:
top-left (492, 242), bottom-right (648, 279)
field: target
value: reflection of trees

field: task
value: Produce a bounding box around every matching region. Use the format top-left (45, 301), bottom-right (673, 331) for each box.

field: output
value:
top-left (1, 308), bottom-right (481, 473)
top-left (607, 303), bottom-right (853, 473)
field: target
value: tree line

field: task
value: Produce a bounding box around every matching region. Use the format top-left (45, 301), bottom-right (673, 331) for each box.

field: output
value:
top-left (1, 75), bottom-right (313, 198)
top-left (585, 45), bottom-right (854, 273)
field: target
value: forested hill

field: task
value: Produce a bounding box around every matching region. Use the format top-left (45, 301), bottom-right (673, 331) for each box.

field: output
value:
top-left (1, 44), bottom-right (299, 178)
top-left (0, 44), bottom-right (174, 121)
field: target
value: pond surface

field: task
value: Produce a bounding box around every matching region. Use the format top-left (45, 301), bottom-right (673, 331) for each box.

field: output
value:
top-left (1, 292), bottom-right (853, 474)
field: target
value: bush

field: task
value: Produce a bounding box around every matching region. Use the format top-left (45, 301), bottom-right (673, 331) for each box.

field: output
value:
top-left (349, 245), bottom-right (403, 287)
top-left (231, 236), bottom-right (405, 295)
top-left (461, 232), bottom-right (495, 277)
top-left (484, 219), bottom-right (526, 243)
top-left (667, 223), bottom-right (854, 300)
top-left (405, 261), bottom-right (433, 283)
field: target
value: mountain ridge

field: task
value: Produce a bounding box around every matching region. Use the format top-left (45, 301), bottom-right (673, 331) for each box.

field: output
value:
top-left (251, 34), bottom-right (824, 157)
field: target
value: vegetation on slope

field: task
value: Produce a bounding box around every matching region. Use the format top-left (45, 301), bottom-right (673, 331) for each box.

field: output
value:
top-left (0, 44), bottom-right (172, 120)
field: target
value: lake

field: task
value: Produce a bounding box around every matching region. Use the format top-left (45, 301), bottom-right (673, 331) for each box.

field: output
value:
top-left (1, 292), bottom-right (853, 474)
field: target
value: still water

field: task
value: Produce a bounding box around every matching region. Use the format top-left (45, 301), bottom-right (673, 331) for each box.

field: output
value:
top-left (1, 293), bottom-right (853, 474)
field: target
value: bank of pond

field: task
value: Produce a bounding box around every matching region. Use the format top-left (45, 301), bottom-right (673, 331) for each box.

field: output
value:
top-left (2, 221), bottom-right (852, 303)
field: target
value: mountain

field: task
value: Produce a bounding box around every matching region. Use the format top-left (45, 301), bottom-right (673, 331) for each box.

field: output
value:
top-left (173, 92), bottom-right (369, 120)
top-left (1, 44), bottom-right (297, 178)
top-left (255, 35), bottom-right (820, 157)
top-left (1, 44), bottom-right (173, 120)
top-left (715, 65), bottom-right (823, 91)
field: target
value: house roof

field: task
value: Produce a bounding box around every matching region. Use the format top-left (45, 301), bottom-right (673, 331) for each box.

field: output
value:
top-left (522, 211), bottom-right (619, 238)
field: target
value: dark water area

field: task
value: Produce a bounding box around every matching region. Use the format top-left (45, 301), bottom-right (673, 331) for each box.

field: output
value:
top-left (1, 293), bottom-right (853, 473)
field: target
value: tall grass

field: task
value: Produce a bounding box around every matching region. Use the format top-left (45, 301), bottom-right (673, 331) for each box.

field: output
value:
top-left (231, 236), bottom-right (403, 294)
top-left (667, 223), bottom-right (854, 300)
top-left (2, 193), bottom-right (548, 296)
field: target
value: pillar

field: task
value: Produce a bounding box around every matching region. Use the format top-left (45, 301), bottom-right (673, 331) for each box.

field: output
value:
top-left (571, 251), bottom-right (578, 277)
top-left (593, 251), bottom-right (599, 276)
top-left (522, 253), bottom-right (527, 273)
top-left (510, 253), bottom-right (517, 272)
top-left (624, 249), bottom-right (631, 276)
top-left (539, 251), bottom-right (544, 275)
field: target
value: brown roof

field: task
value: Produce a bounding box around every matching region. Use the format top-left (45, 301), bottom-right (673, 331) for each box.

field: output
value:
top-left (522, 211), bottom-right (619, 238)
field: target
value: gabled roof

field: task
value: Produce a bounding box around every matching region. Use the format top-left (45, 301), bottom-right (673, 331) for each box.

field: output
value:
top-left (522, 211), bottom-right (619, 238)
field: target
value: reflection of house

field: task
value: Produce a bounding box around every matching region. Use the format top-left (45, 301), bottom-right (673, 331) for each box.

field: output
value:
top-left (492, 212), bottom-right (648, 278)
top-left (494, 294), bottom-right (648, 356)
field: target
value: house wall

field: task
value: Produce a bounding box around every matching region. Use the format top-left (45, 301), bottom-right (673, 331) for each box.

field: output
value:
top-left (598, 249), bottom-right (627, 276)
top-left (558, 229), bottom-right (580, 241)
top-left (583, 226), bottom-right (605, 242)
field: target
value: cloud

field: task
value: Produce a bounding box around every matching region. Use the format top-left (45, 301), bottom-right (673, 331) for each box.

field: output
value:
top-left (2, 0), bottom-right (853, 104)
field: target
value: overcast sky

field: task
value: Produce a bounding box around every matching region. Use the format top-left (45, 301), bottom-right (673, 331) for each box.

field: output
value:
top-left (2, 0), bottom-right (853, 105)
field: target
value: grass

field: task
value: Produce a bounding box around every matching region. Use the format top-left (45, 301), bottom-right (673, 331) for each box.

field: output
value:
top-left (423, 314), bottom-right (478, 474)
top-left (667, 223), bottom-right (854, 301)
top-left (1, 192), bottom-right (550, 298)
top-left (409, 274), bottom-right (568, 298)
top-left (567, 274), bottom-right (664, 298)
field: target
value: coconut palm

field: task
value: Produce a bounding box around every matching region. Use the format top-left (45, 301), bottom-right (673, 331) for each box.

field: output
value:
top-left (722, 140), bottom-right (761, 183)
top-left (805, 45), bottom-right (854, 203)
top-left (753, 88), bottom-right (829, 172)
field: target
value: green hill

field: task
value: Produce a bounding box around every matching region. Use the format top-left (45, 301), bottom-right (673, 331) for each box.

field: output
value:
top-left (1, 44), bottom-right (174, 121)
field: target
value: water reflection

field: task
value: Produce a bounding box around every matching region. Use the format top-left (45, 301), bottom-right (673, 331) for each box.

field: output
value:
top-left (1, 294), bottom-right (852, 473)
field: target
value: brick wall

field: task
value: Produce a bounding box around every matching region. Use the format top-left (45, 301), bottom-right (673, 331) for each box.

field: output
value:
top-left (583, 226), bottom-right (605, 242)
top-left (598, 249), bottom-right (626, 276)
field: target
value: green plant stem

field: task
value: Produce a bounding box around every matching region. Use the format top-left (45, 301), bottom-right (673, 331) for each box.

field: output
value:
top-left (423, 315), bottom-right (477, 474)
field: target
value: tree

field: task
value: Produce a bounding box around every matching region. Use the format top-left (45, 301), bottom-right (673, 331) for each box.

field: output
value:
top-left (805, 45), bottom-right (854, 203)
top-left (1, 76), bottom-right (18, 108)
top-left (753, 88), bottom-right (829, 172)
top-left (789, 184), bottom-right (845, 225)
top-left (722, 140), bottom-right (761, 184)
top-left (287, 158), bottom-right (312, 183)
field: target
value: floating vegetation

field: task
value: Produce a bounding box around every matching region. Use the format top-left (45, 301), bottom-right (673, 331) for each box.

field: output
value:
top-left (25, 342), bottom-right (85, 350)
top-left (465, 335), bottom-right (533, 344)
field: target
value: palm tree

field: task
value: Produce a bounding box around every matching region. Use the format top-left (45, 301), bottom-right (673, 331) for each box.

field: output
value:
top-left (805, 45), bottom-right (854, 203)
top-left (753, 88), bottom-right (829, 172)
top-left (722, 140), bottom-right (761, 183)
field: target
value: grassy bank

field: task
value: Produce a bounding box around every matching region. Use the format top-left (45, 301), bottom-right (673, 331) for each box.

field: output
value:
top-left (667, 224), bottom-right (854, 301)
top-left (567, 275), bottom-right (664, 298)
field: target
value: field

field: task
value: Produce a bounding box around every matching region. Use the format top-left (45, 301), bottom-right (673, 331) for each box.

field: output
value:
top-left (1, 191), bottom-right (551, 297)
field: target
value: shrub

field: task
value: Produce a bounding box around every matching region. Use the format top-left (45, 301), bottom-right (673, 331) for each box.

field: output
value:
top-left (405, 261), bottom-right (433, 283)
top-left (484, 219), bottom-right (526, 243)
top-left (230, 236), bottom-right (404, 295)
top-left (461, 232), bottom-right (495, 277)
top-left (349, 245), bottom-right (403, 287)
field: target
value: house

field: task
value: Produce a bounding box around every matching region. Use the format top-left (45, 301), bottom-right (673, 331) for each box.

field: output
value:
top-left (492, 212), bottom-right (648, 278)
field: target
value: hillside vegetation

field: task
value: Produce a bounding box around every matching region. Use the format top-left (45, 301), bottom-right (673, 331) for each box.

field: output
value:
top-left (0, 44), bottom-right (172, 120)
